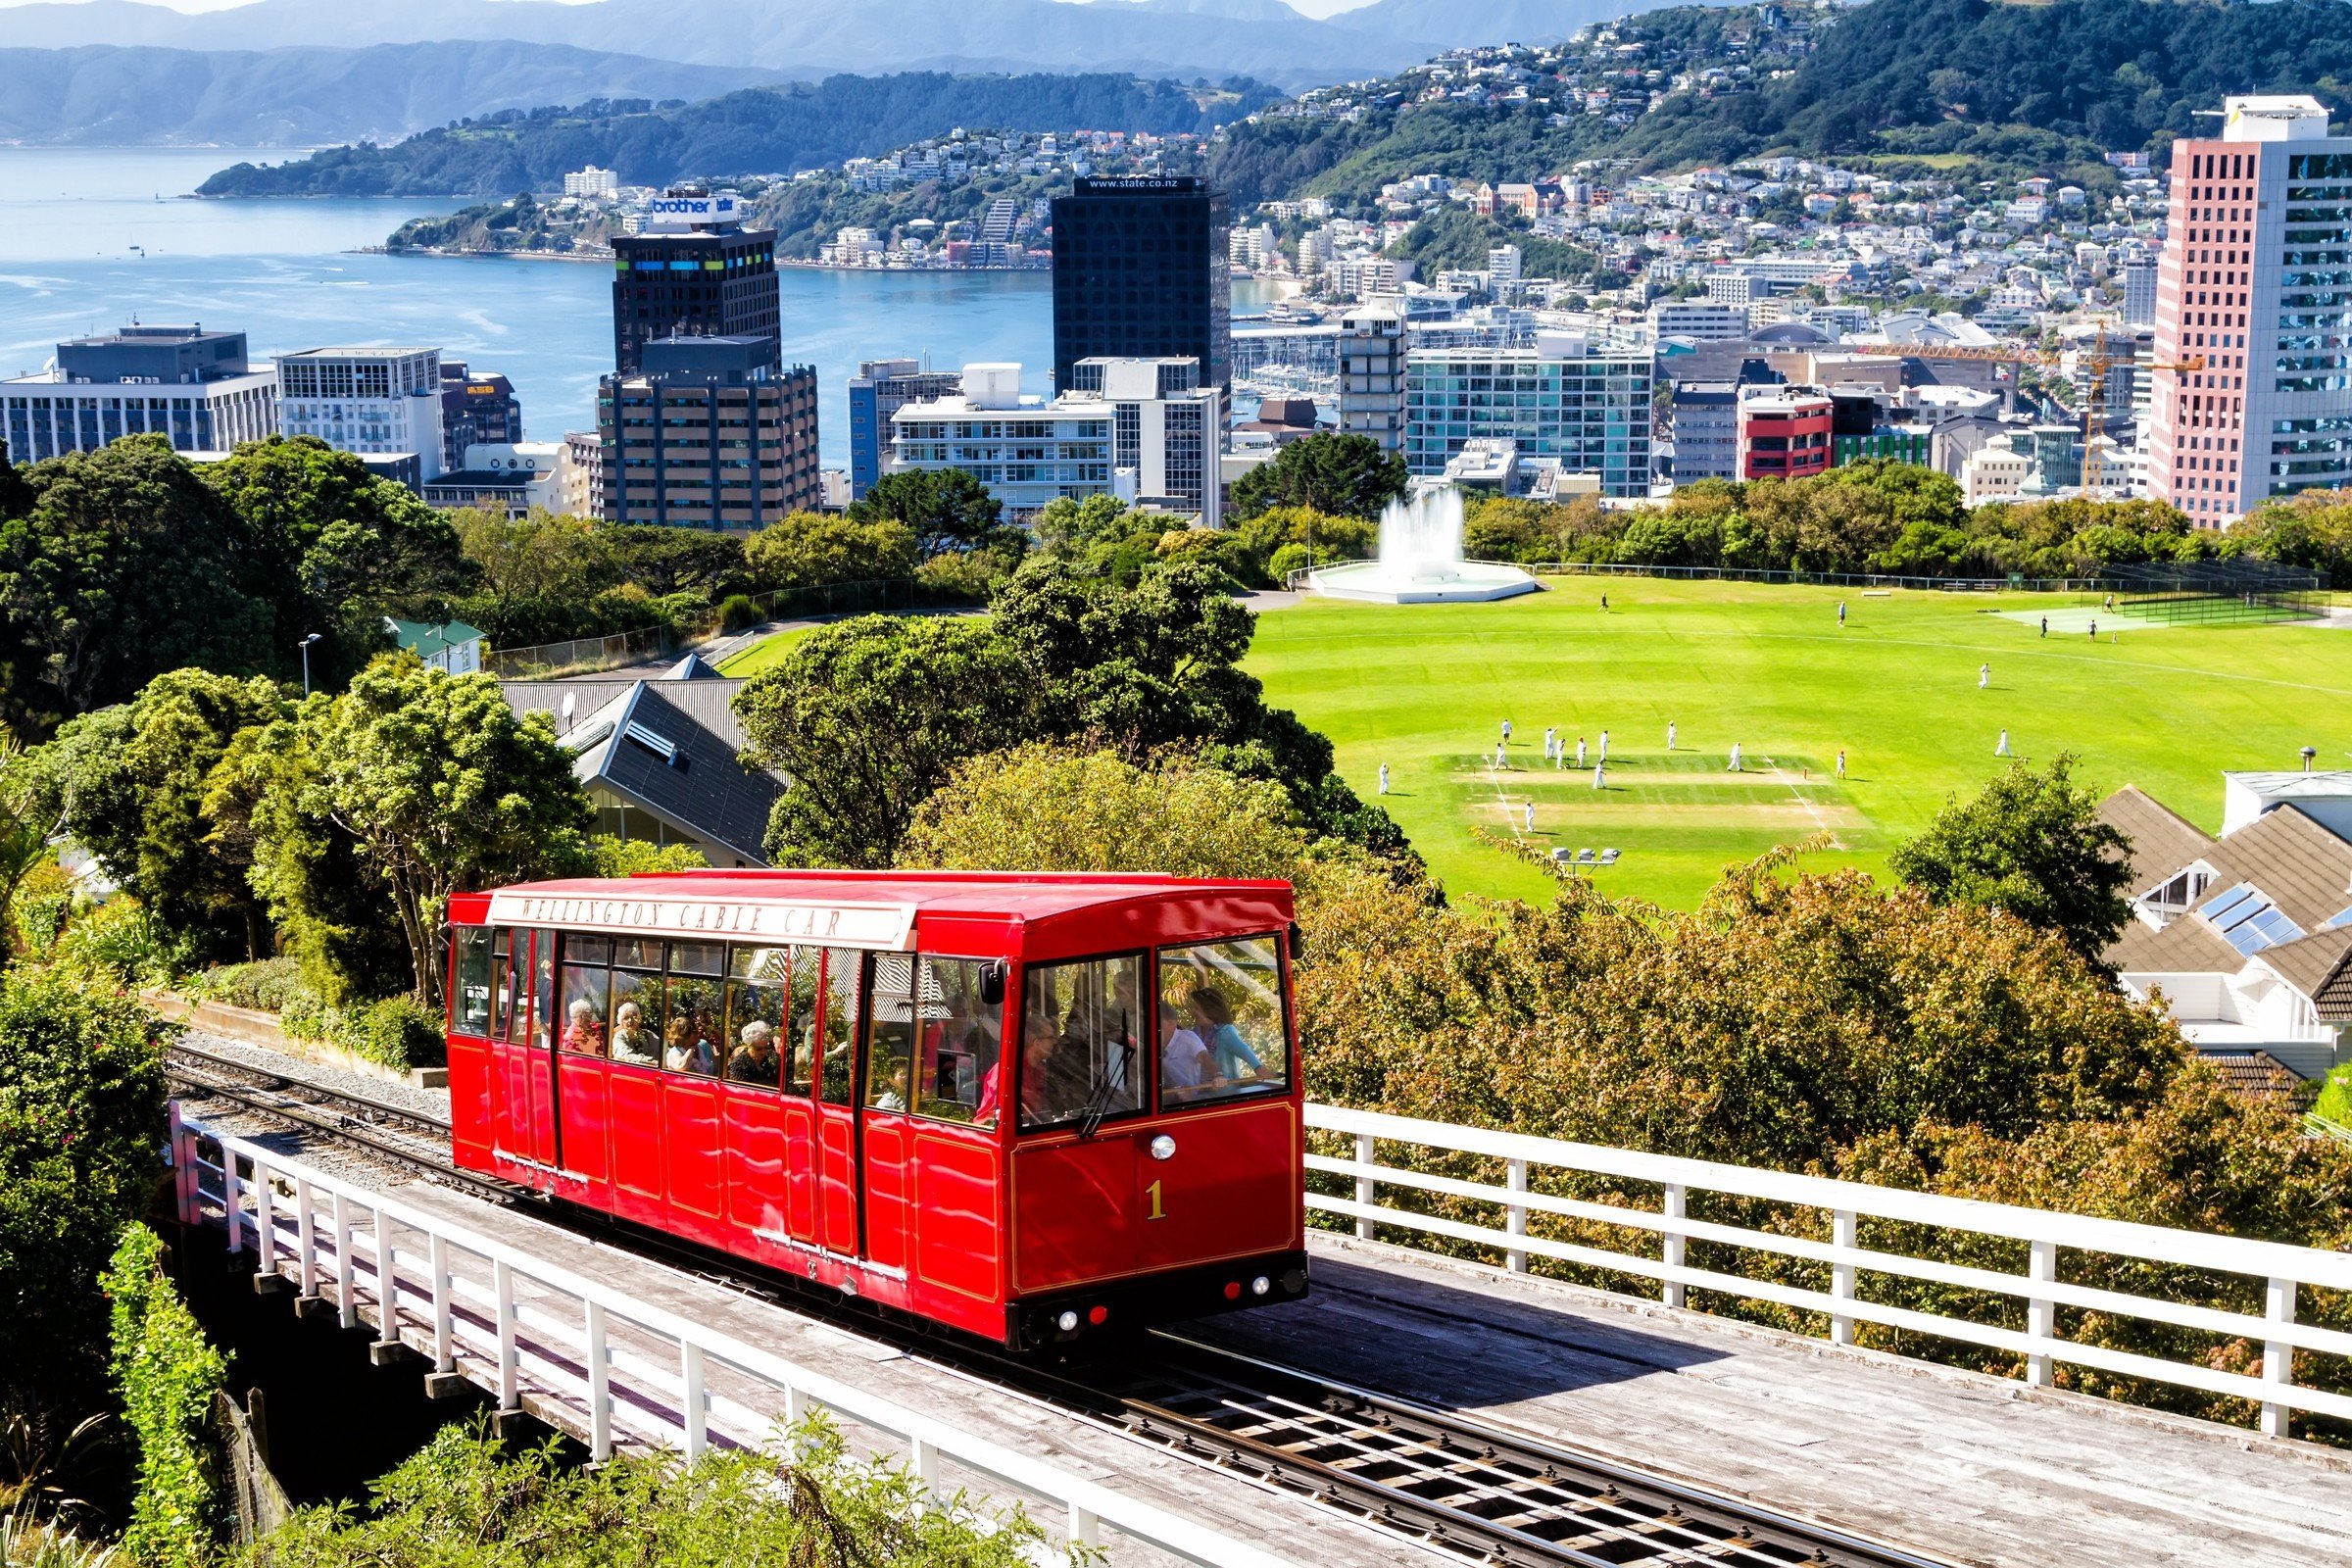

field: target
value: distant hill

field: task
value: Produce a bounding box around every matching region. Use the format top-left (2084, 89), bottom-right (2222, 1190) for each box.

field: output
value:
top-left (0, 0), bottom-right (1697, 89)
top-left (197, 74), bottom-right (1280, 198)
top-left (0, 43), bottom-right (775, 147)
top-left (1207, 0), bottom-right (2352, 210)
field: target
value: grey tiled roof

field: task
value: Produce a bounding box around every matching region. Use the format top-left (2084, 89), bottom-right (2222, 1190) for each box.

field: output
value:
top-left (2194, 806), bottom-right (2352, 933)
top-left (2109, 913), bottom-right (2242, 976)
top-left (2096, 785), bottom-right (2216, 896)
top-left (502, 675), bottom-right (780, 865)
top-left (2200, 1051), bottom-right (2311, 1100)
top-left (2258, 926), bottom-right (2352, 1019)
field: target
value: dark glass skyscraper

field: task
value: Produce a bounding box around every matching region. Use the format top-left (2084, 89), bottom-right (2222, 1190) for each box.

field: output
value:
top-left (1050, 176), bottom-right (1230, 395)
top-left (612, 189), bottom-right (779, 376)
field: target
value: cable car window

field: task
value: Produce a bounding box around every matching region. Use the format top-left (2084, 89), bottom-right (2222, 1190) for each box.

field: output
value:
top-left (454, 928), bottom-right (493, 1037)
top-left (668, 963), bottom-right (728, 1082)
top-left (873, 956), bottom-right (1004, 1127)
top-left (1019, 954), bottom-right (1145, 1132)
top-left (669, 940), bottom-right (726, 976)
top-left (785, 945), bottom-right (823, 1094)
top-left (531, 929), bottom-right (557, 1051)
top-left (1156, 937), bottom-right (1290, 1106)
top-left (490, 929), bottom-right (514, 1041)
top-left (559, 939), bottom-right (609, 1056)
top-left (817, 949), bottom-right (863, 1105)
top-left (609, 955), bottom-right (663, 1068)
top-left (726, 946), bottom-right (804, 1093)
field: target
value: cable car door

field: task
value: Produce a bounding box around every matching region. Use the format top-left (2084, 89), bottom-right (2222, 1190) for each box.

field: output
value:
top-left (491, 928), bottom-right (557, 1175)
top-left (812, 949), bottom-right (865, 1258)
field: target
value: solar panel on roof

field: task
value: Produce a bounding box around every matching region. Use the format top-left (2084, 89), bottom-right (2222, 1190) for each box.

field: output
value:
top-left (2198, 883), bottom-right (2260, 924)
top-left (2328, 906), bottom-right (2352, 931)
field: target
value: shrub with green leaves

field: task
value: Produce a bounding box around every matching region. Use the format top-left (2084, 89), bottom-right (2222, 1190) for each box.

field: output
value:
top-left (246, 1419), bottom-right (1053, 1568)
top-left (102, 1227), bottom-right (224, 1568)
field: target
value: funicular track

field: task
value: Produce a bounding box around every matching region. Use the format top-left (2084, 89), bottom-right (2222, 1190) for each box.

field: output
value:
top-left (163, 1043), bottom-right (1951, 1568)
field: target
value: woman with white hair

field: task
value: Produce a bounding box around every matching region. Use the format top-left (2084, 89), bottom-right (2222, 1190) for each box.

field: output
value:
top-left (727, 1019), bottom-right (781, 1087)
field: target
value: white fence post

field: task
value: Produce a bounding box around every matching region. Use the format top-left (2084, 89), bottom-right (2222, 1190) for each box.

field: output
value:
top-left (1353, 1132), bottom-right (1377, 1240)
top-left (375, 1209), bottom-right (400, 1348)
top-left (495, 1260), bottom-right (519, 1414)
top-left (1068, 1505), bottom-right (1102, 1550)
top-left (2263, 1276), bottom-right (2295, 1440)
top-left (1661, 1183), bottom-right (1688, 1309)
top-left (909, 1436), bottom-right (939, 1507)
top-left (2027, 1239), bottom-right (2057, 1388)
top-left (1504, 1158), bottom-right (1529, 1274)
top-left (168, 1104), bottom-right (195, 1226)
top-left (681, 1341), bottom-right (707, 1463)
top-left (585, 1299), bottom-right (612, 1462)
top-left (223, 1151), bottom-right (242, 1254)
top-left (1831, 1209), bottom-right (1858, 1348)
top-left (333, 1192), bottom-right (357, 1330)
top-left (252, 1157), bottom-right (273, 1272)
top-left (295, 1177), bottom-right (318, 1301)
top-left (430, 1233), bottom-right (455, 1374)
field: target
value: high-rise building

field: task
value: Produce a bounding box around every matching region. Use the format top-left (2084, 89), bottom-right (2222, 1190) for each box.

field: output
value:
top-left (1066, 356), bottom-right (1224, 528)
top-left (2, 323), bottom-right (276, 463)
top-left (612, 187), bottom-right (779, 377)
top-left (439, 363), bottom-right (521, 473)
top-left (2119, 255), bottom-right (2159, 327)
top-left (1736, 385), bottom-right (1835, 480)
top-left (889, 359), bottom-right (1223, 523)
top-left (1668, 380), bottom-right (1740, 482)
top-left (275, 346), bottom-right (446, 483)
top-left (1051, 176), bottom-right (1230, 394)
top-left (564, 167), bottom-right (618, 198)
top-left (598, 336), bottom-right (819, 529)
top-left (2148, 95), bottom-right (2352, 526)
top-left (1338, 304), bottom-right (1406, 453)
top-left (847, 359), bottom-right (960, 500)
top-left (1403, 332), bottom-right (1653, 497)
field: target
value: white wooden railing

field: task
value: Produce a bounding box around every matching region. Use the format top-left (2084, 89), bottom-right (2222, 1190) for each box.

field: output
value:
top-left (167, 1106), bottom-right (1293, 1568)
top-left (1306, 1103), bottom-right (2352, 1439)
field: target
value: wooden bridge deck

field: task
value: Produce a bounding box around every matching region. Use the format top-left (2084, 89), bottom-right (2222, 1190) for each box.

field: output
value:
top-left (1193, 1234), bottom-right (2352, 1568)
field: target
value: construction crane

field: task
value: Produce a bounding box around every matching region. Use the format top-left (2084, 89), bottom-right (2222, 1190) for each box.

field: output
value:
top-left (1849, 329), bottom-right (2206, 493)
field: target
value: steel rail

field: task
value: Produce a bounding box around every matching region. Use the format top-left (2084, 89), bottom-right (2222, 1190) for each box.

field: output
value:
top-left (161, 1057), bottom-right (1955, 1568)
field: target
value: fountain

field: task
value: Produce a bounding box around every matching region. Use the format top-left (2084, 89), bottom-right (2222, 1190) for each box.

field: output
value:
top-left (1305, 486), bottom-right (1541, 604)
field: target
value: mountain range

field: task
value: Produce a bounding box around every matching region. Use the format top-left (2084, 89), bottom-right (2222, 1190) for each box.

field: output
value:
top-left (0, 0), bottom-right (1699, 96)
top-left (0, 43), bottom-right (778, 147)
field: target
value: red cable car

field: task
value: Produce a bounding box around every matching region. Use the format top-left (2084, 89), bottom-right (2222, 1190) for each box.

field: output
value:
top-left (442, 869), bottom-right (1307, 1348)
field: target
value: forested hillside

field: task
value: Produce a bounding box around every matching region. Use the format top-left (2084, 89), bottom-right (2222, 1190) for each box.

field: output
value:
top-left (1205, 0), bottom-right (2352, 208)
top-left (199, 73), bottom-right (1277, 198)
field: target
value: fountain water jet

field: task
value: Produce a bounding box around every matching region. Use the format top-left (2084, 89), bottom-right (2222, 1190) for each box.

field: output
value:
top-left (1305, 486), bottom-right (1541, 604)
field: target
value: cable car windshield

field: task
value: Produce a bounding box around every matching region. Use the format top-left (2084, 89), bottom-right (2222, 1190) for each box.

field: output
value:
top-left (1017, 954), bottom-right (1145, 1131)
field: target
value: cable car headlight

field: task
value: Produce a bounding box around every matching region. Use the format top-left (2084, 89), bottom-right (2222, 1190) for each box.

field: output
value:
top-left (1150, 1135), bottom-right (1176, 1161)
top-left (1251, 1275), bottom-right (1271, 1297)
top-left (1056, 1310), bottom-right (1079, 1333)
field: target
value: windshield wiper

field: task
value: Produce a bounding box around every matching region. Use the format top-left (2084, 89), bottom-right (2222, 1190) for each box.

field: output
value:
top-left (1077, 1011), bottom-right (1133, 1140)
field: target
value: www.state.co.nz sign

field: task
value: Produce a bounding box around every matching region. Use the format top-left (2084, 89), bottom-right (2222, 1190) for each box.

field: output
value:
top-left (485, 890), bottom-right (915, 950)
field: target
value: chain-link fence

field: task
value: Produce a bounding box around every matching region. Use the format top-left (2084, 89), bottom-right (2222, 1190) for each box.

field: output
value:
top-left (483, 624), bottom-right (676, 681)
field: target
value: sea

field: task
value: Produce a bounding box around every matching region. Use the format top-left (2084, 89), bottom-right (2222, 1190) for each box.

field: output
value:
top-left (0, 146), bottom-right (1281, 468)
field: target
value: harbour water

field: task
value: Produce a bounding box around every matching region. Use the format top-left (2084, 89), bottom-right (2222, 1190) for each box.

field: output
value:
top-left (0, 146), bottom-right (1278, 467)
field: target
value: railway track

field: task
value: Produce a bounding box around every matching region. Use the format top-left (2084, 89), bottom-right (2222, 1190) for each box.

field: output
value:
top-left (163, 1045), bottom-right (1948, 1568)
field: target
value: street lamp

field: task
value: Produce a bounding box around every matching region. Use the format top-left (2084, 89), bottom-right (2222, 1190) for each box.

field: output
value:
top-left (298, 632), bottom-right (323, 696)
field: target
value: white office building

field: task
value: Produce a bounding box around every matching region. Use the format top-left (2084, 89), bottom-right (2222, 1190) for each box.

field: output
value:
top-left (564, 166), bottom-right (619, 198)
top-left (1649, 301), bottom-right (1751, 341)
top-left (275, 346), bottom-right (447, 482)
top-left (1404, 331), bottom-right (1654, 497)
top-left (3, 324), bottom-right (276, 463)
top-left (1338, 303), bottom-right (1407, 453)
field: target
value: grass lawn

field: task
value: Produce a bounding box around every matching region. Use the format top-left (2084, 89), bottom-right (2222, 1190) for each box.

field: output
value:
top-left (1246, 578), bottom-right (2352, 908)
top-left (716, 627), bottom-right (815, 679)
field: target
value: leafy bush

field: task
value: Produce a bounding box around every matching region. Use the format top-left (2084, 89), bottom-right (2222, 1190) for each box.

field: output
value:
top-left (1265, 542), bottom-right (1334, 581)
top-left (586, 837), bottom-right (708, 878)
top-left (1, 1508), bottom-right (122, 1568)
top-left (10, 862), bottom-right (77, 962)
top-left (341, 997), bottom-right (445, 1072)
top-left (717, 594), bottom-right (760, 633)
top-left (179, 958), bottom-right (306, 1015)
top-left (49, 901), bottom-right (195, 990)
top-left (102, 1227), bottom-right (223, 1568)
top-left (243, 1418), bottom-right (1044, 1568)
top-left (0, 969), bottom-right (168, 1410)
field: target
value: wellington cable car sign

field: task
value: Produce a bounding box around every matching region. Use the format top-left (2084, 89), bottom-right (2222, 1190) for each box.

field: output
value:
top-left (486, 890), bottom-right (916, 949)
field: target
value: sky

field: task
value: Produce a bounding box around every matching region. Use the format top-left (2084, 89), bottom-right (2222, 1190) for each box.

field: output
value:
top-left (0, 0), bottom-right (1382, 15)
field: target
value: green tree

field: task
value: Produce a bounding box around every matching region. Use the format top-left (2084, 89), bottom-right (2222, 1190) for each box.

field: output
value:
top-left (1888, 755), bottom-right (2132, 965)
top-left (445, 507), bottom-right (608, 646)
top-left (104, 1225), bottom-right (225, 1568)
top-left (0, 970), bottom-right (167, 1409)
top-left (32, 669), bottom-right (289, 959)
top-left (902, 743), bottom-right (1310, 880)
top-left (847, 468), bottom-right (1005, 559)
top-left (0, 437), bottom-right (271, 738)
top-left (287, 655), bottom-right (591, 1001)
top-left (598, 524), bottom-right (749, 600)
top-left (587, 837), bottom-right (709, 877)
top-left (743, 511), bottom-right (918, 591)
top-left (1229, 433), bottom-right (1408, 522)
top-left (735, 615), bottom-right (1035, 868)
top-left (203, 436), bottom-right (473, 685)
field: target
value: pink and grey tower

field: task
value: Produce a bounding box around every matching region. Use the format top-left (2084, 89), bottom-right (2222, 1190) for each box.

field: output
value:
top-left (2148, 96), bottom-right (2352, 527)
